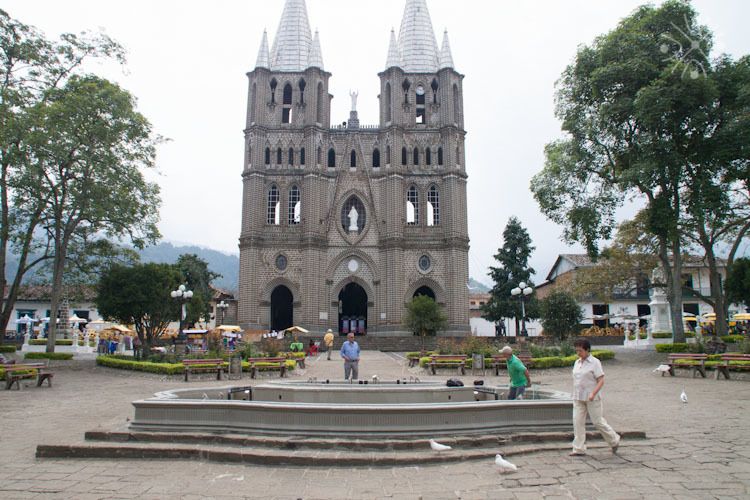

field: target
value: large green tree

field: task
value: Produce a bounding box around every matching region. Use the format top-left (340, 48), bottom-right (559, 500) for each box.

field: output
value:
top-left (482, 217), bottom-right (538, 335)
top-left (96, 263), bottom-right (181, 352)
top-left (530, 1), bottom-right (749, 341)
top-left (0, 9), bottom-right (124, 340)
top-left (539, 291), bottom-right (584, 341)
top-left (403, 294), bottom-right (448, 352)
top-left (175, 254), bottom-right (221, 326)
top-left (726, 258), bottom-right (750, 308)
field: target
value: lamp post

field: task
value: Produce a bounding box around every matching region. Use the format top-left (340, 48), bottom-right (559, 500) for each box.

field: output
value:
top-left (217, 300), bottom-right (229, 327)
top-left (170, 284), bottom-right (193, 344)
top-left (511, 282), bottom-right (533, 336)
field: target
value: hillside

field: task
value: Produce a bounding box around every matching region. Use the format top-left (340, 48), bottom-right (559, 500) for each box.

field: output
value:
top-left (137, 242), bottom-right (239, 292)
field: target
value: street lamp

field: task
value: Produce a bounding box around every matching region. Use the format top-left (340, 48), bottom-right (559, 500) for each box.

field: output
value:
top-left (170, 284), bottom-right (193, 343)
top-left (511, 282), bottom-right (533, 336)
top-left (216, 300), bottom-right (229, 327)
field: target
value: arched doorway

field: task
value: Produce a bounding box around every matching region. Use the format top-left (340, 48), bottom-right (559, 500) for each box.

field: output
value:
top-left (270, 285), bottom-right (293, 331)
top-left (338, 282), bottom-right (367, 335)
top-left (413, 286), bottom-right (436, 300)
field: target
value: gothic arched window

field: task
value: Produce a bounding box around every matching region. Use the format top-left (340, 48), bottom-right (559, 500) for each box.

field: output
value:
top-left (401, 147), bottom-right (407, 166)
top-left (372, 148), bottom-right (380, 168)
top-left (298, 78), bottom-right (306, 105)
top-left (413, 147), bottom-right (419, 166)
top-left (270, 78), bottom-right (277, 104)
top-left (402, 79), bottom-right (411, 104)
top-left (431, 78), bottom-right (438, 104)
top-left (288, 185), bottom-right (301, 225)
top-left (425, 148), bottom-right (431, 166)
top-left (288, 147), bottom-right (294, 165)
top-left (385, 82), bottom-right (392, 122)
top-left (386, 145), bottom-right (391, 165)
top-left (282, 83), bottom-right (293, 123)
top-left (264, 147), bottom-right (271, 165)
top-left (438, 147), bottom-right (444, 166)
top-left (267, 184), bottom-right (280, 225)
top-left (276, 147), bottom-right (282, 164)
top-left (327, 148), bottom-right (336, 168)
top-left (316, 82), bottom-right (324, 123)
top-left (350, 150), bottom-right (357, 168)
top-left (452, 83), bottom-right (460, 124)
top-left (407, 185), bottom-right (419, 225)
top-left (427, 185), bottom-right (440, 226)
top-left (300, 147), bottom-right (305, 166)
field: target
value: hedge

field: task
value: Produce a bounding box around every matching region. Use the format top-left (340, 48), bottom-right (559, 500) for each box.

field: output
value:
top-left (419, 350), bottom-right (615, 369)
top-left (24, 352), bottom-right (73, 360)
top-left (96, 355), bottom-right (296, 375)
top-left (0, 345), bottom-right (17, 353)
top-left (652, 332), bottom-right (672, 339)
top-left (655, 343), bottom-right (690, 353)
top-left (628, 333), bottom-right (648, 340)
top-left (721, 335), bottom-right (745, 344)
top-left (29, 339), bottom-right (73, 346)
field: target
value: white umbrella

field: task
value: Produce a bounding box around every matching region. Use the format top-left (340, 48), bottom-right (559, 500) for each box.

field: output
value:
top-left (15, 314), bottom-right (36, 324)
top-left (69, 314), bottom-right (88, 324)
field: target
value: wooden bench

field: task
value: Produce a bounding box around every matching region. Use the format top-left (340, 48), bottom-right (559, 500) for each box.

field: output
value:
top-left (247, 357), bottom-right (287, 379)
top-left (490, 354), bottom-right (533, 376)
top-left (428, 355), bottom-right (467, 375)
top-left (665, 353), bottom-right (708, 378)
top-left (716, 353), bottom-right (750, 380)
top-left (3, 362), bottom-right (53, 390)
top-left (183, 358), bottom-right (224, 382)
top-left (286, 353), bottom-right (305, 369)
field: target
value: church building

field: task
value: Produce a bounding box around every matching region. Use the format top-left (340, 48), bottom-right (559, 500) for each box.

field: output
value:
top-left (238, 0), bottom-right (470, 335)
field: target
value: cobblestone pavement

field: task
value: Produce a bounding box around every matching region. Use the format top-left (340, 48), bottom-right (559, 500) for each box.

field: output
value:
top-left (0, 348), bottom-right (748, 499)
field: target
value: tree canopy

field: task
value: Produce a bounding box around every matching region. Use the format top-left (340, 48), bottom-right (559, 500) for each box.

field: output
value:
top-left (725, 258), bottom-right (750, 307)
top-left (404, 294), bottom-right (448, 351)
top-left (176, 253), bottom-right (221, 326)
top-left (539, 291), bottom-right (584, 341)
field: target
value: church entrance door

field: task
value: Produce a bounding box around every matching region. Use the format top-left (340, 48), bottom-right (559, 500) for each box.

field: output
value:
top-left (270, 285), bottom-right (293, 332)
top-left (338, 282), bottom-right (367, 335)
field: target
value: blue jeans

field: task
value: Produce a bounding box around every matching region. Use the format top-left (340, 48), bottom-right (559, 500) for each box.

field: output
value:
top-left (508, 386), bottom-right (526, 400)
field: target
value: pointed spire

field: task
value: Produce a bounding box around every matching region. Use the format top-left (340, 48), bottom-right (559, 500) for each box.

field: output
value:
top-left (385, 28), bottom-right (401, 69)
top-left (438, 29), bottom-right (454, 69)
top-left (309, 29), bottom-right (324, 70)
top-left (270, 0), bottom-right (314, 72)
top-left (255, 29), bottom-right (270, 69)
top-left (396, 0), bottom-right (439, 72)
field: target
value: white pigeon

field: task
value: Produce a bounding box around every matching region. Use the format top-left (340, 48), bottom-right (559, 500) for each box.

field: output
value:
top-left (680, 388), bottom-right (688, 404)
top-left (372, 375), bottom-right (379, 383)
top-left (495, 454), bottom-right (518, 472)
top-left (429, 439), bottom-right (452, 451)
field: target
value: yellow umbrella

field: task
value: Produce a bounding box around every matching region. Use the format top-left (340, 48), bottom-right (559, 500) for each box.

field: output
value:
top-left (284, 326), bottom-right (309, 334)
top-left (732, 313), bottom-right (750, 321)
top-left (216, 325), bottom-right (241, 332)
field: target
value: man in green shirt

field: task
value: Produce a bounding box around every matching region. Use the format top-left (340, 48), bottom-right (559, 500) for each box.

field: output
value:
top-left (500, 346), bottom-right (531, 400)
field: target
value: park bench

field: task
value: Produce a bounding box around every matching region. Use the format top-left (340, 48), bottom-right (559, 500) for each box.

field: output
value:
top-left (716, 353), bottom-right (750, 380)
top-left (183, 358), bottom-right (224, 382)
top-left (3, 362), bottom-right (53, 390)
top-left (665, 353), bottom-right (708, 378)
top-left (428, 354), bottom-right (467, 375)
top-left (489, 354), bottom-right (533, 377)
top-left (247, 357), bottom-right (287, 379)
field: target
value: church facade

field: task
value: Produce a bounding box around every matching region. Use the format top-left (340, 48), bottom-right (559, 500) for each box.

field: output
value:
top-left (238, 0), bottom-right (470, 335)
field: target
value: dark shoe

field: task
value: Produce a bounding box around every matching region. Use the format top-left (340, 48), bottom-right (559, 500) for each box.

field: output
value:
top-left (569, 451), bottom-right (586, 456)
top-left (611, 441), bottom-right (620, 454)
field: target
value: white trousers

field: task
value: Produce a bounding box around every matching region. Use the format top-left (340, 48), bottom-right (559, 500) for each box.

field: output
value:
top-left (572, 399), bottom-right (620, 453)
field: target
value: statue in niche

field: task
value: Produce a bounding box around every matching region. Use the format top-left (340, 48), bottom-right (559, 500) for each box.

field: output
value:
top-left (349, 89), bottom-right (358, 112)
top-left (348, 206), bottom-right (359, 232)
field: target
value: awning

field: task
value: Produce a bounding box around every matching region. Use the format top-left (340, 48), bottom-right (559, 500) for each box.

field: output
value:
top-left (216, 325), bottom-right (241, 332)
top-left (284, 326), bottom-right (309, 334)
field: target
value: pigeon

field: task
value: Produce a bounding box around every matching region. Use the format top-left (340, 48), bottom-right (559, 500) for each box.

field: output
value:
top-left (429, 439), bottom-right (452, 451)
top-left (653, 364), bottom-right (671, 373)
top-left (372, 375), bottom-right (379, 383)
top-left (680, 388), bottom-right (688, 404)
top-left (202, 393), bottom-right (208, 400)
top-left (495, 454), bottom-right (518, 472)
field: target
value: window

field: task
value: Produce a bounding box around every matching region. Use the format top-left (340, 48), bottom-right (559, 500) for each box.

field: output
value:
top-left (427, 185), bottom-right (440, 226)
top-left (327, 148), bottom-right (336, 168)
top-left (246, 144), bottom-right (252, 165)
top-left (418, 255), bottom-right (431, 271)
top-left (288, 185), bottom-right (301, 224)
top-left (264, 147), bottom-right (271, 165)
top-left (270, 78), bottom-right (277, 104)
top-left (681, 274), bottom-right (694, 290)
top-left (282, 83), bottom-right (292, 123)
top-left (250, 83), bottom-right (257, 122)
top-left (317, 146), bottom-right (321, 165)
top-left (413, 147), bottom-right (419, 165)
top-left (425, 148), bottom-right (431, 166)
top-left (407, 185), bottom-right (419, 225)
top-left (431, 78), bottom-right (438, 104)
top-left (416, 84), bottom-right (425, 124)
top-left (316, 82), bottom-right (324, 123)
top-left (298, 78), bottom-right (306, 104)
top-left (386, 145), bottom-right (391, 164)
top-left (276, 147), bottom-right (282, 164)
top-left (282, 108), bottom-right (291, 124)
top-left (275, 254), bottom-right (287, 271)
top-left (267, 184), bottom-right (280, 225)
top-left (300, 148), bottom-right (305, 166)
top-left (385, 82), bottom-right (392, 122)
top-left (288, 147), bottom-right (294, 165)
top-left (452, 83), bottom-right (460, 124)
top-left (372, 148), bottom-right (380, 168)
top-left (402, 79), bottom-right (410, 104)
top-left (350, 150), bottom-right (356, 168)
top-left (437, 147), bottom-right (443, 165)
top-left (401, 147), bottom-right (407, 166)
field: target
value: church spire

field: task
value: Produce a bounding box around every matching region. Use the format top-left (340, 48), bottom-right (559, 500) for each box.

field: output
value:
top-left (255, 29), bottom-right (270, 69)
top-left (385, 28), bottom-right (400, 69)
top-left (438, 29), bottom-right (454, 69)
top-left (396, 0), bottom-right (439, 72)
top-left (269, 0), bottom-right (314, 72)
top-left (309, 29), bottom-right (324, 70)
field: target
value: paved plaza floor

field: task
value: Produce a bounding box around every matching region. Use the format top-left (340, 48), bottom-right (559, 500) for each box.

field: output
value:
top-left (1, 348), bottom-right (748, 499)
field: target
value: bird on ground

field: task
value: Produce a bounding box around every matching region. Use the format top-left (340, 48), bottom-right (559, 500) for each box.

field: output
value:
top-left (495, 454), bottom-right (518, 472)
top-left (372, 375), bottom-right (379, 383)
top-left (680, 388), bottom-right (688, 404)
top-left (429, 439), bottom-right (452, 451)
top-left (202, 392), bottom-right (208, 400)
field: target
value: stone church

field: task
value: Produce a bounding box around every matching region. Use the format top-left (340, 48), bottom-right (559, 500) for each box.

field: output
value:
top-left (238, 0), bottom-right (469, 336)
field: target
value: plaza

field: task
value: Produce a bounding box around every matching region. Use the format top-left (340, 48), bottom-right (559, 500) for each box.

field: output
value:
top-left (1, 349), bottom-right (749, 499)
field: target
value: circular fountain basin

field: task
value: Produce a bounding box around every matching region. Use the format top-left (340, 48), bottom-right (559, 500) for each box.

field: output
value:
top-left (130, 380), bottom-right (574, 437)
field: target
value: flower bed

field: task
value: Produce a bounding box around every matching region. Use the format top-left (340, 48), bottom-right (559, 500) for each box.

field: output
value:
top-left (29, 339), bottom-right (73, 346)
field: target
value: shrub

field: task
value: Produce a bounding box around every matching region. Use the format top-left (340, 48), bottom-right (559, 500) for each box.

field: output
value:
top-left (406, 351), bottom-right (435, 359)
top-left (655, 343), bottom-right (690, 353)
top-left (628, 333), bottom-right (648, 340)
top-left (97, 355), bottom-right (184, 375)
top-left (29, 339), bottom-right (73, 346)
top-left (652, 332), bottom-right (672, 339)
top-left (24, 352), bottom-right (73, 360)
top-left (418, 350), bottom-right (614, 369)
top-left (436, 338), bottom-right (458, 355)
top-left (721, 335), bottom-right (745, 344)
top-left (458, 337), bottom-right (496, 357)
top-left (0, 345), bottom-right (17, 353)
top-left (686, 332), bottom-right (696, 338)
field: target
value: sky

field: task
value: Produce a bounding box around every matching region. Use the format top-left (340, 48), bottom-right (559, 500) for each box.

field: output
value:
top-left (4, 0), bottom-right (750, 286)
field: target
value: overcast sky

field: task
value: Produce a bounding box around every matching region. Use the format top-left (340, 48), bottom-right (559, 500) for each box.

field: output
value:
top-left (5, 0), bottom-right (750, 286)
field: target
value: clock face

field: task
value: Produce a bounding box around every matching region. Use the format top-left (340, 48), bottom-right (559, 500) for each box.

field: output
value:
top-left (416, 85), bottom-right (425, 96)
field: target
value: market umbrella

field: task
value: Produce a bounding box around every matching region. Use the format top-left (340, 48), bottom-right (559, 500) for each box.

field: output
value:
top-left (284, 325), bottom-right (309, 334)
top-left (732, 313), bottom-right (750, 321)
top-left (216, 325), bottom-right (241, 332)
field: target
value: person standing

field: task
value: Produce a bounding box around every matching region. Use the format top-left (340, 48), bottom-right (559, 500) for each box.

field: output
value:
top-left (324, 329), bottom-right (335, 360)
top-left (340, 332), bottom-right (360, 380)
top-left (499, 346), bottom-right (530, 400)
top-left (570, 338), bottom-right (620, 456)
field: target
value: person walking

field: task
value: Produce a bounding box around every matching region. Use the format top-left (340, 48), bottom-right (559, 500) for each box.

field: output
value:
top-left (340, 332), bottom-right (360, 380)
top-left (324, 329), bottom-right (335, 360)
top-left (570, 338), bottom-right (620, 456)
top-left (499, 346), bottom-right (530, 400)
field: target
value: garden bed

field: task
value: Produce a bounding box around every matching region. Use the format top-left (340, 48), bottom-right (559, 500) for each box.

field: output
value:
top-left (418, 350), bottom-right (615, 370)
top-left (96, 355), bottom-right (296, 376)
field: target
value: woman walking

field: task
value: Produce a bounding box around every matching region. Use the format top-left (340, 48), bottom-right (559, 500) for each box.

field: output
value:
top-left (570, 338), bottom-right (620, 456)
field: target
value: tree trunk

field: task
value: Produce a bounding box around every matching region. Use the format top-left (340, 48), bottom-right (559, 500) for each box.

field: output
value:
top-left (46, 243), bottom-right (68, 353)
top-left (705, 250), bottom-right (727, 337)
top-left (668, 242), bottom-right (686, 343)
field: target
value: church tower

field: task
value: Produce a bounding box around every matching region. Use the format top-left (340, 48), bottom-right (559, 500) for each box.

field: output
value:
top-left (238, 0), bottom-right (469, 335)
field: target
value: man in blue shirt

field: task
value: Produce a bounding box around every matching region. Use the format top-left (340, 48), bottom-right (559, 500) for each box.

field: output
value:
top-left (340, 332), bottom-right (360, 380)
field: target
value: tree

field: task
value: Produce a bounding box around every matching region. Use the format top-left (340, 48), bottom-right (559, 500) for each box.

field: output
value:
top-left (175, 254), bottom-right (221, 326)
top-left (403, 295), bottom-right (448, 352)
top-left (530, 1), bottom-right (749, 342)
top-left (16, 74), bottom-right (161, 352)
top-left (96, 263), bottom-right (181, 352)
top-left (539, 291), bottom-right (584, 341)
top-left (726, 258), bottom-right (750, 307)
top-left (0, 10), bottom-right (124, 341)
top-left (482, 217), bottom-right (538, 334)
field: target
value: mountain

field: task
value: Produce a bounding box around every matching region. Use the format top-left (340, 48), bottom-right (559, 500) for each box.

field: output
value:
top-left (468, 277), bottom-right (491, 293)
top-left (137, 242), bottom-right (239, 292)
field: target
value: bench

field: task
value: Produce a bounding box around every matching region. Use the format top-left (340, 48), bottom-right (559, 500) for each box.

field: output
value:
top-left (247, 357), bottom-right (287, 379)
top-left (665, 353), bottom-right (708, 378)
top-left (428, 355), bottom-right (467, 375)
top-left (490, 354), bottom-right (533, 377)
top-left (286, 353), bottom-right (305, 369)
top-left (183, 358), bottom-right (224, 382)
top-left (3, 362), bottom-right (53, 390)
top-left (716, 353), bottom-right (750, 380)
